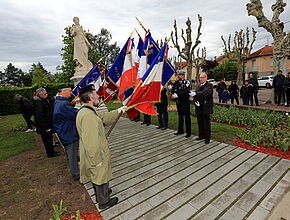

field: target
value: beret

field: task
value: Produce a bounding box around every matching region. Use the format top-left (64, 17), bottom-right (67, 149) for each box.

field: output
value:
top-left (79, 84), bottom-right (95, 95)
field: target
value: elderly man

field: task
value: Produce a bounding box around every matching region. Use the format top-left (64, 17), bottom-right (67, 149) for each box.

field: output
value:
top-left (33, 88), bottom-right (59, 157)
top-left (170, 70), bottom-right (192, 138)
top-left (53, 84), bottom-right (80, 181)
top-left (76, 84), bottom-right (126, 209)
top-left (190, 73), bottom-right (213, 144)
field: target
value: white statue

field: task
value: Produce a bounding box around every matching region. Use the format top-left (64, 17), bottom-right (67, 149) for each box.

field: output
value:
top-left (71, 17), bottom-right (93, 79)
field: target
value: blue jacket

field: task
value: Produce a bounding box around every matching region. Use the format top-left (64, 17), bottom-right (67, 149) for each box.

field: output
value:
top-left (53, 96), bottom-right (79, 145)
top-left (220, 91), bottom-right (230, 101)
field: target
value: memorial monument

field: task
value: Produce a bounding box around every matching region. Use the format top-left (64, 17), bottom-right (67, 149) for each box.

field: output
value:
top-left (70, 17), bottom-right (93, 84)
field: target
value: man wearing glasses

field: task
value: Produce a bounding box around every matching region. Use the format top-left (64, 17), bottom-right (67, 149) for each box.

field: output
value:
top-left (189, 73), bottom-right (213, 144)
top-left (53, 84), bottom-right (80, 180)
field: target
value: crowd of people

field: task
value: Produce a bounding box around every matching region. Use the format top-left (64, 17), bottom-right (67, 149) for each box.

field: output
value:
top-left (215, 71), bottom-right (290, 107)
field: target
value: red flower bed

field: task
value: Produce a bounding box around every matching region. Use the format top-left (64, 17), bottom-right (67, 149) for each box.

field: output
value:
top-left (233, 139), bottom-right (290, 160)
top-left (61, 211), bottom-right (104, 220)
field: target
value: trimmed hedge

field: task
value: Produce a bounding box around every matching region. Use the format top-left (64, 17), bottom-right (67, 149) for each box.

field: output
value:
top-left (0, 83), bottom-right (73, 116)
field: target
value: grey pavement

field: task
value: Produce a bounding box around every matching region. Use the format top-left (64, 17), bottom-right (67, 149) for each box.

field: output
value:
top-left (83, 117), bottom-right (290, 220)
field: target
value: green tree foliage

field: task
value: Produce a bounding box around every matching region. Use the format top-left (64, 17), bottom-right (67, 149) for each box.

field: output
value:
top-left (20, 72), bottom-right (33, 87)
top-left (212, 59), bottom-right (238, 80)
top-left (90, 28), bottom-right (120, 67)
top-left (56, 26), bottom-right (120, 83)
top-left (30, 62), bottom-right (52, 86)
top-left (0, 63), bottom-right (24, 87)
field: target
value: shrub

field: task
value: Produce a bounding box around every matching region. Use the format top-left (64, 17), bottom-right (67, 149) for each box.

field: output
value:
top-left (0, 83), bottom-right (73, 115)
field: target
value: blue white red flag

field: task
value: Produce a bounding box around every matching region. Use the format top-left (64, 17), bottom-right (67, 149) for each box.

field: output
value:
top-left (118, 38), bottom-right (136, 101)
top-left (128, 43), bottom-right (167, 113)
top-left (72, 64), bottom-right (101, 96)
top-left (107, 38), bottom-right (130, 87)
top-left (137, 32), bottom-right (160, 81)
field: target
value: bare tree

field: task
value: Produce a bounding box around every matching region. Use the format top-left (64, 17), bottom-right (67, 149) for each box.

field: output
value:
top-left (171, 15), bottom-right (202, 81)
top-left (247, 0), bottom-right (290, 104)
top-left (193, 47), bottom-right (206, 82)
top-left (221, 27), bottom-right (257, 84)
top-left (247, 0), bottom-right (290, 75)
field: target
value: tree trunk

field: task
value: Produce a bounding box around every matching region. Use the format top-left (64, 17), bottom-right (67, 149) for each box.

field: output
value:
top-left (187, 60), bottom-right (193, 82)
top-left (237, 60), bottom-right (244, 85)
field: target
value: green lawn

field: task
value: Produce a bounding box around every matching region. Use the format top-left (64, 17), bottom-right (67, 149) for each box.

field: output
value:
top-left (107, 103), bottom-right (243, 144)
top-left (0, 114), bottom-right (34, 161)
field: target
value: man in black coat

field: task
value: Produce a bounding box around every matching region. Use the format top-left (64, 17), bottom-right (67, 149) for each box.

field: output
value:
top-left (247, 73), bottom-right (260, 106)
top-left (273, 70), bottom-right (286, 105)
top-left (190, 73), bottom-right (213, 144)
top-left (33, 88), bottom-right (59, 158)
top-left (15, 94), bottom-right (35, 131)
top-left (171, 70), bottom-right (192, 138)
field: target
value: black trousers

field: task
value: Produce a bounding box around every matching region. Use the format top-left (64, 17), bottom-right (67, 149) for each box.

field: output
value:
top-left (274, 88), bottom-right (284, 104)
top-left (230, 95), bottom-right (239, 105)
top-left (285, 88), bottom-right (290, 106)
top-left (251, 90), bottom-right (259, 106)
top-left (157, 106), bottom-right (168, 127)
top-left (23, 114), bottom-right (34, 129)
top-left (93, 182), bottom-right (109, 205)
top-left (177, 101), bottom-right (191, 135)
top-left (143, 114), bottom-right (151, 125)
top-left (40, 131), bottom-right (55, 156)
top-left (197, 114), bottom-right (211, 142)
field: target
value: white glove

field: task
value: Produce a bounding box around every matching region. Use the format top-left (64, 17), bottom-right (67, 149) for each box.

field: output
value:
top-left (172, 93), bottom-right (178, 99)
top-left (168, 84), bottom-right (173, 90)
top-left (96, 162), bottom-right (103, 168)
top-left (194, 101), bottom-right (200, 106)
top-left (189, 91), bottom-right (196, 97)
top-left (45, 129), bottom-right (51, 132)
top-left (118, 106), bottom-right (127, 113)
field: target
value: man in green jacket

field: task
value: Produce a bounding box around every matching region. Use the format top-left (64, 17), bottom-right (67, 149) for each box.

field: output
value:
top-left (76, 84), bottom-right (126, 209)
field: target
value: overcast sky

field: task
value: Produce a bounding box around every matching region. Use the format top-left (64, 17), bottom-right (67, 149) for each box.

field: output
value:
top-left (0, 0), bottom-right (289, 74)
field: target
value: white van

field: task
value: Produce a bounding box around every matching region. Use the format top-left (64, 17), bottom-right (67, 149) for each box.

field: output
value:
top-left (257, 75), bottom-right (274, 88)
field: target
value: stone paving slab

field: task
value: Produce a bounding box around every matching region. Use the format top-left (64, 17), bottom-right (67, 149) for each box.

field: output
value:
top-left (84, 117), bottom-right (290, 220)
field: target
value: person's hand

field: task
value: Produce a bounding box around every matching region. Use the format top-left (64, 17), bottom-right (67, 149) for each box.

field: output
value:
top-left (168, 84), bottom-right (173, 90)
top-left (172, 93), bottom-right (178, 99)
top-left (118, 106), bottom-right (127, 113)
top-left (194, 101), bottom-right (200, 106)
top-left (189, 91), bottom-right (196, 97)
top-left (45, 129), bottom-right (51, 132)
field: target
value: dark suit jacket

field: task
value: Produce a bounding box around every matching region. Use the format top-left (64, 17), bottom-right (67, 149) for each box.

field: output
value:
top-left (194, 81), bottom-right (213, 115)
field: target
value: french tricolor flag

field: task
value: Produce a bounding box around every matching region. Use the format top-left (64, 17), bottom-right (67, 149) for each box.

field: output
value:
top-left (118, 38), bottom-right (135, 101)
top-left (127, 43), bottom-right (167, 114)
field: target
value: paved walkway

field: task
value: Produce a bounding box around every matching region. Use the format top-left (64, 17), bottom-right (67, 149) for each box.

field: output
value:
top-left (84, 118), bottom-right (290, 220)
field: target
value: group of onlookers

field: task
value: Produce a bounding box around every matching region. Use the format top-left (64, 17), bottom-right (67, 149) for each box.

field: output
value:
top-left (15, 84), bottom-right (127, 209)
top-left (215, 71), bottom-right (290, 107)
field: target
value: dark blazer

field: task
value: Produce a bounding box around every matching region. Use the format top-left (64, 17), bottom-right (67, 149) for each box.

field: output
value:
top-left (194, 81), bottom-right (214, 115)
top-left (33, 96), bottom-right (54, 134)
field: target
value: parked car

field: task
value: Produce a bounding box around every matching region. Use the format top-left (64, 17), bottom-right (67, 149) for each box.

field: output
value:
top-left (257, 75), bottom-right (274, 88)
top-left (207, 79), bottom-right (218, 88)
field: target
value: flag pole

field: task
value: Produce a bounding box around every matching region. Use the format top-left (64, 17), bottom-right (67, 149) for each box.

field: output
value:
top-left (135, 17), bottom-right (148, 32)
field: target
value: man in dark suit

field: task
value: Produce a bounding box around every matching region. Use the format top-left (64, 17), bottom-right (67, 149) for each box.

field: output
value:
top-left (190, 73), bottom-right (213, 144)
